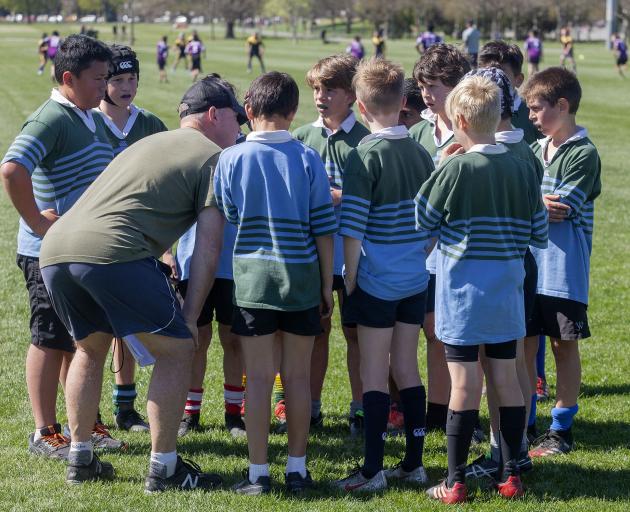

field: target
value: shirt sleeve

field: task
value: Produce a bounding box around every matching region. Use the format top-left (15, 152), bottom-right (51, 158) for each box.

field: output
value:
top-left (549, 146), bottom-right (601, 217)
top-left (339, 149), bottom-right (372, 241)
top-left (213, 152), bottom-right (238, 224)
top-left (1, 119), bottom-right (57, 174)
top-left (528, 169), bottom-right (548, 249)
top-left (308, 151), bottom-right (337, 237)
top-left (195, 153), bottom-right (219, 213)
top-left (415, 166), bottom-right (449, 236)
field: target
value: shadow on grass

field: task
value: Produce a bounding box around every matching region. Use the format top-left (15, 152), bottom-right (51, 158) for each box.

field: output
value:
top-left (580, 382), bottom-right (630, 397)
top-left (529, 417), bottom-right (630, 451)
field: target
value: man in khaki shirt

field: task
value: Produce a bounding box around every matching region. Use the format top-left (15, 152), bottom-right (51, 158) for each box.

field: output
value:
top-left (40, 75), bottom-right (247, 492)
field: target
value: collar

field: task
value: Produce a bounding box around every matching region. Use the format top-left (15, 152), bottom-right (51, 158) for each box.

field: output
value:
top-left (246, 130), bottom-right (293, 143)
top-left (536, 127), bottom-right (588, 165)
top-left (50, 88), bottom-right (96, 132)
top-left (312, 111), bottom-right (357, 136)
top-left (96, 104), bottom-right (142, 140)
top-left (359, 125), bottom-right (408, 145)
top-left (467, 143), bottom-right (508, 155)
top-left (512, 94), bottom-right (522, 112)
top-left (420, 108), bottom-right (454, 147)
top-left (495, 128), bottom-right (524, 144)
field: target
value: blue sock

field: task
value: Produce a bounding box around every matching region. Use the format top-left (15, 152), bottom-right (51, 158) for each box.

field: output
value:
top-left (528, 394), bottom-right (537, 426)
top-left (536, 336), bottom-right (546, 379)
top-left (550, 404), bottom-right (579, 432)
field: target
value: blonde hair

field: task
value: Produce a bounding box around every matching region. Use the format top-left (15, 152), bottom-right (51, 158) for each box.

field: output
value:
top-left (352, 58), bottom-right (404, 114)
top-left (445, 75), bottom-right (501, 135)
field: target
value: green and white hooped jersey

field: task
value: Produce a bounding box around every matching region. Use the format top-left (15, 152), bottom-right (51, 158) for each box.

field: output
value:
top-left (1, 89), bottom-right (114, 257)
top-left (495, 128), bottom-right (544, 184)
top-left (96, 104), bottom-right (167, 155)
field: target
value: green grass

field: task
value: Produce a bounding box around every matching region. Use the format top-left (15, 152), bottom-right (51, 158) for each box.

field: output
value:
top-left (0, 22), bottom-right (629, 511)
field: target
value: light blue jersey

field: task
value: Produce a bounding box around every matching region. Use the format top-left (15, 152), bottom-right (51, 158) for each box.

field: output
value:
top-left (176, 222), bottom-right (237, 281)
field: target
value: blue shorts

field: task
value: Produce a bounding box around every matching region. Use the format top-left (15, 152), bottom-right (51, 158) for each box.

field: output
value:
top-left (342, 285), bottom-right (427, 328)
top-left (41, 258), bottom-right (191, 342)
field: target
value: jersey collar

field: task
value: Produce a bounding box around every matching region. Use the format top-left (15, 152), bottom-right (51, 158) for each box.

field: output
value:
top-left (512, 94), bottom-right (522, 113)
top-left (495, 128), bottom-right (524, 144)
top-left (96, 104), bottom-right (142, 140)
top-left (359, 125), bottom-right (408, 145)
top-left (467, 143), bottom-right (508, 155)
top-left (312, 111), bottom-right (357, 136)
top-left (420, 108), bottom-right (454, 147)
top-left (536, 127), bottom-right (588, 166)
top-left (50, 88), bottom-right (96, 133)
top-left (246, 130), bottom-right (293, 143)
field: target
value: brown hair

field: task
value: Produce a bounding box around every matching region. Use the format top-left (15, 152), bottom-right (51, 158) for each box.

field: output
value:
top-left (245, 71), bottom-right (299, 119)
top-left (306, 54), bottom-right (359, 92)
top-left (478, 40), bottom-right (524, 77)
top-left (353, 58), bottom-right (404, 114)
top-left (413, 43), bottom-right (470, 88)
top-left (522, 67), bottom-right (581, 114)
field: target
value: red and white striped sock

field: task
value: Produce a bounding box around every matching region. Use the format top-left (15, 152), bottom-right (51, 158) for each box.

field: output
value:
top-left (224, 383), bottom-right (245, 416)
top-left (184, 388), bottom-right (203, 416)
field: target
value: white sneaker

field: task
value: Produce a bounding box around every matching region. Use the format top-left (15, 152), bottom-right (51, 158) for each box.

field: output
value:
top-left (384, 462), bottom-right (428, 485)
top-left (335, 469), bottom-right (387, 492)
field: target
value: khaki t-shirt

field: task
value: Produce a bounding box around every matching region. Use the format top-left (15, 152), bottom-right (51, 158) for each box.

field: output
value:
top-left (40, 128), bottom-right (219, 267)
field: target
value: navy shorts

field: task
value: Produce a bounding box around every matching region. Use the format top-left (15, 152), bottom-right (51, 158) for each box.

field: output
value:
top-left (342, 285), bottom-right (427, 328)
top-left (41, 258), bottom-right (191, 342)
top-left (425, 273), bottom-right (436, 314)
top-left (523, 248), bottom-right (538, 323)
top-left (17, 254), bottom-right (75, 353)
top-left (177, 278), bottom-right (234, 326)
top-left (526, 294), bottom-right (590, 341)
top-left (444, 340), bottom-right (517, 363)
top-left (232, 305), bottom-right (322, 337)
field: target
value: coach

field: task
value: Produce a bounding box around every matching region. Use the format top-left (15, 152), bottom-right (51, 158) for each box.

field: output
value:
top-left (39, 75), bottom-right (247, 492)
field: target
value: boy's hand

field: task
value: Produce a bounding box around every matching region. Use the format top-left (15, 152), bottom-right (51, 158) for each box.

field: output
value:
top-left (35, 209), bottom-right (59, 236)
top-left (320, 287), bottom-right (334, 319)
top-left (543, 194), bottom-right (571, 222)
top-left (439, 143), bottom-right (465, 166)
top-left (344, 274), bottom-right (357, 296)
top-left (330, 188), bottom-right (342, 207)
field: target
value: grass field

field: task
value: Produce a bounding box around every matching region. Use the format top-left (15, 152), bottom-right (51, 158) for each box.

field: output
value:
top-left (0, 22), bottom-right (629, 511)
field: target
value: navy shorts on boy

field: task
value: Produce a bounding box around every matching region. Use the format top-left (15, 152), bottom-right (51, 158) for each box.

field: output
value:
top-left (16, 255), bottom-right (75, 352)
top-left (340, 126), bottom-right (435, 304)
top-left (425, 273), bottom-right (436, 314)
top-left (214, 130), bottom-right (337, 323)
top-left (41, 258), bottom-right (191, 341)
top-left (177, 278), bottom-right (234, 327)
top-left (232, 306), bottom-right (322, 337)
top-left (415, 145), bottom-right (548, 346)
top-left (444, 339), bottom-right (517, 363)
top-left (343, 284), bottom-right (426, 328)
top-left (526, 294), bottom-right (590, 340)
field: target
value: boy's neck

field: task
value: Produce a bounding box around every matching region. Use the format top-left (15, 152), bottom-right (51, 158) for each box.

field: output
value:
top-left (461, 132), bottom-right (496, 151)
top-left (251, 116), bottom-right (292, 132)
top-left (57, 85), bottom-right (89, 112)
top-left (550, 117), bottom-right (578, 146)
top-left (363, 111), bottom-right (400, 133)
top-left (497, 118), bottom-right (513, 132)
top-left (436, 111), bottom-right (452, 133)
top-left (321, 109), bottom-right (352, 132)
top-left (100, 101), bottom-right (131, 130)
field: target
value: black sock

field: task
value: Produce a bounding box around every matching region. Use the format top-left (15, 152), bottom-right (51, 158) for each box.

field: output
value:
top-left (399, 385), bottom-right (426, 471)
top-left (362, 391), bottom-right (390, 479)
top-left (426, 401), bottom-right (448, 431)
top-left (446, 409), bottom-right (478, 487)
top-left (499, 406), bottom-right (526, 478)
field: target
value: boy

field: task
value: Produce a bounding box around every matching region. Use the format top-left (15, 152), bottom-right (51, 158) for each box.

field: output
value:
top-left (524, 29), bottom-right (543, 75)
top-left (523, 67), bottom-right (601, 458)
top-left (214, 72), bottom-right (336, 495)
top-left (611, 33), bottom-right (628, 77)
top-left (293, 54), bottom-right (370, 434)
top-left (185, 33), bottom-right (204, 82)
top-left (399, 77), bottom-right (426, 129)
top-left (478, 40), bottom-right (543, 144)
top-left (410, 43), bottom-right (470, 434)
top-left (559, 27), bottom-right (576, 73)
top-left (416, 75), bottom-right (548, 503)
top-left (96, 44), bottom-right (168, 432)
top-left (246, 32), bottom-right (266, 74)
top-left (415, 24), bottom-right (442, 54)
top-left (335, 59), bottom-right (435, 492)
top-left (157, 36), bottom-right (168, 83)
top-left (1, 35), bottom-right (114, 460)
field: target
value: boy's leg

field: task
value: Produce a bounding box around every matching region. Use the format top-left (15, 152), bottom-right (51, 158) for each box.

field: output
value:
top-left (390, 321), bottom-right (426, 472)
top-left (111, 338), bottom-right (149, 431)
top-left (524, 335), bottom-right (539, 437)
top-left (280, 331), bottom-right (315, 460)
top-left (424, 311), bottom-right (450, 431)
top-left (309, 316), bottom-right (330, 425)
top-left (339, 290), bottom-right (363, 430)
top-left (358, 325), bottom-right (392, 478)
top-left (218, 322), bottom-right (245, 434)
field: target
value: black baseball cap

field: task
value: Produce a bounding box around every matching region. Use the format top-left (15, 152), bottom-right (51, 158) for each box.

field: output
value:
top-left (178, 74), bottom-right (248, 125)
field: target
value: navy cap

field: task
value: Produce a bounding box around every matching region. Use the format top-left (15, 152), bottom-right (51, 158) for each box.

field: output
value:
top-left (178, 74), bottom-right (247, 125)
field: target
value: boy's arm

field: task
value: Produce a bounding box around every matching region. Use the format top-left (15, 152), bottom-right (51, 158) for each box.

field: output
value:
top-left (181, 206), bottom-right (224, 348)
top-left (315, 234), bottom-right (334, 318)
top-left (415, 169), bottom-right (448, 236)
top-left (343, 237), bottom-right (362, 295)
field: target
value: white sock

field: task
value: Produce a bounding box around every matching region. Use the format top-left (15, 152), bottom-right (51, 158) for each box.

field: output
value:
top-left (151, 451), bottom-right (178, 477)
top-left (248, 463), bottom-right (269, 484)
top-left (70, 441), bottom-right (93, 463)
top-left (286, 455), bottom-right (306, 477)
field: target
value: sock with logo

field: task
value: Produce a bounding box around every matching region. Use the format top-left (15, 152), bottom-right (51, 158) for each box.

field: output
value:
top-left (361, 391), bottom-right (390, 479)
top-left (399, 385), bottom-right (427, 471)
top-left (224, 384), bottom-right (244, 416)
top-left (151, 450), bottom-right (178, 478)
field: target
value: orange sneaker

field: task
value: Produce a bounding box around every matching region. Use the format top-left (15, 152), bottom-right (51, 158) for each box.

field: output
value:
top-left (426, 480), bottom-right (467, 504)
top-left (496, 475), bottom-right (525, 498)
top-left (274, 399), bottom-right (287, 433)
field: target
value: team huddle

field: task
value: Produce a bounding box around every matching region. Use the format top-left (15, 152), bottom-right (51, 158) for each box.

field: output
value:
top-left (1, 33), bottom-right (600, 503)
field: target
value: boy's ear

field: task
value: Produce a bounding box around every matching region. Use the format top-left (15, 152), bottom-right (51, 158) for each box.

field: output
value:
top-left (556, 98), bottom-right (570, 113)
top-left (514, 72), bottom-right (525, 88)
top-left (62, 70), bottom-right (74, 87)
top-left (245, 103), bottom-right (255, 121)
top-left (356, 98), bottom-right (368, 116)
top-left (456, 113), bottom-right (468, 131)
